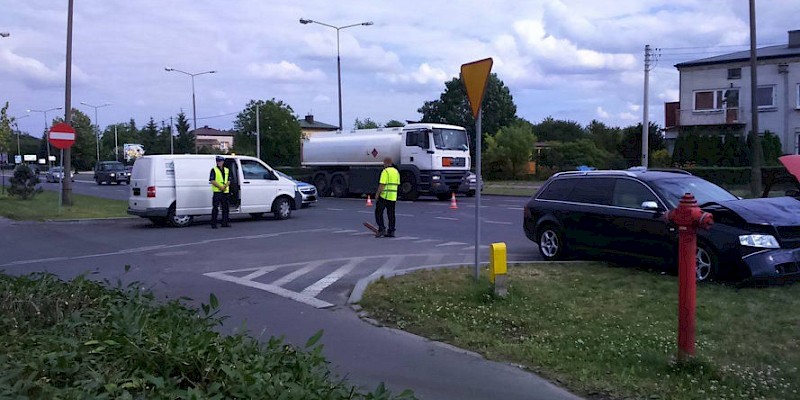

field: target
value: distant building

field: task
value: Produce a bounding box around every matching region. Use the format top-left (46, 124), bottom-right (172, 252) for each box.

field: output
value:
top-left (192, 125), bottom-right (234, 153)
top-left (665, 29), bottom-right (800, 154)
top-left (298, 114), bottom-right (338, 137)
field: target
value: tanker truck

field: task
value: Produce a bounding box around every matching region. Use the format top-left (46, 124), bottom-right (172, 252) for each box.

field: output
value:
top-left (301, 123), bottom-right (472, 200)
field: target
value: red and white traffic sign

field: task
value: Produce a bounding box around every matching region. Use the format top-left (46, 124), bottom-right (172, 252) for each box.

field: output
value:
top-left (49, 122), bottom-right (75, 149)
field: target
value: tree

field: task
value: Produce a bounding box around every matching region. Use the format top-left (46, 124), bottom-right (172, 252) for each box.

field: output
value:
top-left (617, 122), bottom-right (664, 168)
top-left (140, 118), bottom-right (161, 155)
top-left (173, 112), bottom-right (194, 154)
top-left (417, 73), bottom-right (517, 156)
top-left (587, 119), bottom-right (621, 154)
top-left (233, 99), bottom-right (302, 166)
top-left (0, 102), bottom-right (12, 162)
top-left (8, 163), bottom-right (42, 199)
top-left (385, 120), bottom-right (405, 128)
top-left (484, 121), bottom-right (537, 179)
top-left (354, 118), bottom-right (379, 129)
top-left (533, 117), bottom-right (586, 143)
top-left (537, 139), bottom-right (624, 171)
top-left (53, 109), bottom-right (94, 170)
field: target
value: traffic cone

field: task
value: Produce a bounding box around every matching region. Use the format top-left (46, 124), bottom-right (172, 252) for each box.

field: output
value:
top-left (366, 195), bottom-right (373, 206)
top-left (449, 192), bottom-right (458, 209)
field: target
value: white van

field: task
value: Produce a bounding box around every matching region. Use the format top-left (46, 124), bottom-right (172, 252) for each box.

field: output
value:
top-left (127, 154), bottom-right (302, 227)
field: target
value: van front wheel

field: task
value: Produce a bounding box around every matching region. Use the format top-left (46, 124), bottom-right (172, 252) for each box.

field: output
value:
top-left (167, 205), bottom-right (193, 228)
top-left (273, 197), bottom-right (292, 220)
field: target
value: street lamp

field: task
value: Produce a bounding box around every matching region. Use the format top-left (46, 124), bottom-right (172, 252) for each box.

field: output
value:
top-left (0, 32), bottom-right (9, 38)
top-left (27, 107), bottom-right (62, 167)
top-left (164, 67), bottom-right (216, 132)
top-left (299, 18), bottom-right (373, 130)
top-left (12, 114), bottom-right (30, 157)
top-left (80, 102), bottom-right (111, 165)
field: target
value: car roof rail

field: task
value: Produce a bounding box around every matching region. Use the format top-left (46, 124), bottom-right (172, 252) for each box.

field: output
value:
top-left (553, 170), bottom-right (636, 178)
top-left (627, 167), bottom-right (692, 175)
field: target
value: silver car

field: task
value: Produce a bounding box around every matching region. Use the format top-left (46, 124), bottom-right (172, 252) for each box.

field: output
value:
top-left (45, 167), bottom-right (74, 182)
top-left (275, 171), bottom-right (317, 208)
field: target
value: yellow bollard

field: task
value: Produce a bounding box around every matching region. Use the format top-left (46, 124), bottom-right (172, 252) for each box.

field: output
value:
top-left (489, 242), bottom-right (508, 297)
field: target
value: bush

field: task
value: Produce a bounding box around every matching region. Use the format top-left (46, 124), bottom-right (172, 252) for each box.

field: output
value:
top-left (8, 164), bottom-right (42, 200)
top-left (0, 272), bottom-right (414, 399)
top-left (650, 149), bottom-right (671, 168)
top-left (537, 140), bottom-right (626, 171)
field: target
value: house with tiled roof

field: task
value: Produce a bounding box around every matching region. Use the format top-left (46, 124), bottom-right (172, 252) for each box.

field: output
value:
top-left (665, 30), bottom-right (800, 154)
top-left (192, 125), bottom-right (234, 153)
top-left (298, 114), bottom-right (338, 137)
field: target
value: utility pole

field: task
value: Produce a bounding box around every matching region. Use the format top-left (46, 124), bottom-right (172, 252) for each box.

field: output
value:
top-left (114, 125), bottom-right (118, 161)
top-left (748, 0), bottom-right (763, 198)
top-left (170, 116), bottom-right (174, 154)
top-left (256, 104), bottom-right (260, 160)
top-left (642, 44), bottom-right (659, 168)
top-left (62, 0), bottom-right (74, 206)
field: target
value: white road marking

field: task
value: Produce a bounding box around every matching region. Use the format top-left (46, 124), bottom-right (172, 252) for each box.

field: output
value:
top-left (271, 260), bottom-right (326, 286)
top-left (350, 232), bottom-right (373, 236)
top-left (240, 265), bottom-right (284, 281)
top-left (301, 259), bottom-right (361, 297)
top-left (326, 208), bottom-right (344, 211)
top-left (396, 213), bottom-right (414, 217)
top-left (390, 236), bottom-right (419, 240)
top-left (370, 255), bottom-right (404, 277)
top-left (205, 271), bottom-right (333, 308)
top-left (435, 217), bottom-right (459, 221)
top-left (436, 241), bottom-right (468, 247)
top-left (357, 210), bottom-right (373, 214)
top-left (507, 207), bottom-right (524, 210)
top-left (483, 220), bottom-right (513, 225)
top-left (332, 229), bottom-right (358, 233)
top-left (412, 239), bottom-right (439, 243)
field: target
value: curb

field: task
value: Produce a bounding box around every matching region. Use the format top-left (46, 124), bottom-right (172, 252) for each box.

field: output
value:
top-left (42, 216), bottom-right (138, 223)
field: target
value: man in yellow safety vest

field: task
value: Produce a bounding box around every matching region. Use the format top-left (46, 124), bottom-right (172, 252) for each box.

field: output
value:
top-left (209, 156), bottom-right (231, 229)
top-left (374, 157), bottom-right (400, 238)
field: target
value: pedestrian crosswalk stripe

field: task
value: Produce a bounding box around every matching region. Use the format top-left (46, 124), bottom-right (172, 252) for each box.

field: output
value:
top-left (271, 260), bottom-right (326, 286)
top-left (301, 258), bottom-right (362, 297)
top-left (436, 241), bottom-right (468, 247)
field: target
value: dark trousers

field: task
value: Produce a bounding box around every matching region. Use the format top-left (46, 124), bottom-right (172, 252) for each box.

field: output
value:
top-left (374, 197), bottom-right (396, 233)
top-left (211, 192), bottom-right (230, 226)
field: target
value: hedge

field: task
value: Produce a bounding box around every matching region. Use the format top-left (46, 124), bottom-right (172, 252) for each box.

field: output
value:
top-left (684, 166), bottom-right (793, 186)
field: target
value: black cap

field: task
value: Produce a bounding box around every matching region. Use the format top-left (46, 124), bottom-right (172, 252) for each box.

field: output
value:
top-left (215, 156), bottom-right (225, 162)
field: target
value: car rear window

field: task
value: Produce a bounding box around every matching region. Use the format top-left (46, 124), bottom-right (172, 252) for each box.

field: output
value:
top-left (568, 177), bottom-right (614, 205)
top-left (537, 178), bottom-right (578, 201)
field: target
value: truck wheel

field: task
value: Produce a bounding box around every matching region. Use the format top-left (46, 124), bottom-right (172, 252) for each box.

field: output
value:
top-left (167, 205), bottom-right (193, 228)
top-left (399, 172), bottom-right (419, 201)
top-left (313, 175), bottom-right (330, 197)
top-left (272, 197), bottom-right (292, 220)
top-left (331, 175), bottom-right (349, 198)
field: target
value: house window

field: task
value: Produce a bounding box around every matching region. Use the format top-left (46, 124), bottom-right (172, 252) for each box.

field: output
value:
top-left (693, 89), bottom-right (735, 111)
top-left (727, 68), bottom-right (741, 80)
top-left (796, 84), bottom-right (800, 108)
top-left (756, 85), bottom-right (776, 109)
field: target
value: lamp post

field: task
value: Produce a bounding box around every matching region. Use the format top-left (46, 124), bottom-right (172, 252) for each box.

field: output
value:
top-left (13, 114), bottom-right (30, 157)
top-left (0, 32), bottom-right (9, 38)
top-left (299, 18), bottom-right (373, 130)
top-left (27, 107), bottom-right (62, 167)
top-left (80, 102), bottom-right (110, 165)
top-left (164, 67), bottom-right (216, 132)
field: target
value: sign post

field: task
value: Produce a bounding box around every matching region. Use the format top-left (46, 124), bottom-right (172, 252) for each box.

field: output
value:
top-left (49, 123), bottom-right (76, 210)
top-left (461, 58), bottom-right (493, 280)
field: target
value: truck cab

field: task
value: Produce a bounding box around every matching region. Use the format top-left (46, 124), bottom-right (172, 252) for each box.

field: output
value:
top-left (399, 124), bottom-right (471, 200)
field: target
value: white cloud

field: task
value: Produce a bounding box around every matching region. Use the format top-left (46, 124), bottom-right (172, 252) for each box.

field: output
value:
top-left (246, 61), bottom-right (325, 82)
top-left (596, 106), bottom-right (610, 119)
top-left (380, 63), bottom-right (449, 86)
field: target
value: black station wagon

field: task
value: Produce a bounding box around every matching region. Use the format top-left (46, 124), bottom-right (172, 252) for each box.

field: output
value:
top-left (523, 169), bottom-right (800, 283)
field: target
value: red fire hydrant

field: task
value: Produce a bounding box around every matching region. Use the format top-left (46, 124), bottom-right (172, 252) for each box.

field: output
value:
top-left (667, 193), bottom-right (713, 361)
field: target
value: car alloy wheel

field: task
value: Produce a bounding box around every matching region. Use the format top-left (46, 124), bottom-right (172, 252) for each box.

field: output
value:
top-left (538, 225), bottom-right (565, 260)
top-left (695, 243), bottom-right (716, 282)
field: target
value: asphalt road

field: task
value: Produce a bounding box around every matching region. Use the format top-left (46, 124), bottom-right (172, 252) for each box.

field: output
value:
top-left (0, 194), bottom-right (579, 400)
top-left (37, 173), bottom-right (131, 201)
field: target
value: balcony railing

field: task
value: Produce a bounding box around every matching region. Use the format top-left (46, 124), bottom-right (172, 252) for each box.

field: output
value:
top-left (676, 108), bottom-right (744, 126)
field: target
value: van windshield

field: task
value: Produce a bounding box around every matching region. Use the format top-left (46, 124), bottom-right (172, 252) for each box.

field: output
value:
top-left (432, 129), bottom-right (469, 151)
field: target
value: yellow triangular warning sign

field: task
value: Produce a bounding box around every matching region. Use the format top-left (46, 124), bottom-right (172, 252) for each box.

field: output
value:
top-left (460, 58), bottom-right (493, 119)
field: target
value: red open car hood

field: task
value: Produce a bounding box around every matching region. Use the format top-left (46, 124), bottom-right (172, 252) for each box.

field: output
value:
top-left (779, 155), bottom-right (800, 182)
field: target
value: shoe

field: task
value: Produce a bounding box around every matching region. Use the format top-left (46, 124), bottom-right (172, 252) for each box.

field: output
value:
top-left (384, 232), bottom-right (395, 238)
top-left (211, 225), bottom-right (218, 229)
top-left (375, 230), bottom-right (385, 238)
top-left (222, 224), bottom-right (231, 228)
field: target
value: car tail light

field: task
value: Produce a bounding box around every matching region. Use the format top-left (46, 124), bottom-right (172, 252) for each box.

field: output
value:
top-left (146, 186), bottom-right (156, 198)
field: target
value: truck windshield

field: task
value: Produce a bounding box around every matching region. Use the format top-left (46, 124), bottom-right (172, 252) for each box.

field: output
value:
top-left (432, 129), bottom-right (469, 151)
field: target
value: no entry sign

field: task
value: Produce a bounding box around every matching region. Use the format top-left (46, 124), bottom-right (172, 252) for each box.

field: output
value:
top-left (49, 123), bottom-right (76, 149)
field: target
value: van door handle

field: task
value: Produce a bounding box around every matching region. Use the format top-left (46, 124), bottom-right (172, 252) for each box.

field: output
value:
top-left (243, 181), bottom-right (250, 184)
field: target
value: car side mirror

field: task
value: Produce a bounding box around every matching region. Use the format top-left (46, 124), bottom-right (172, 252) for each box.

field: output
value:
top-left (641, 201), bottom-right (660, 211)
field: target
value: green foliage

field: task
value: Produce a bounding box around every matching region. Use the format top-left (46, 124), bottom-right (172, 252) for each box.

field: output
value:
top-left (616, 123), bottom-right (665, 167)
top-left (417, 73), bottom-right (518, 156)
top-left (650, 149), bottom-right (671, 167)
top-left (8, 163), bottom-right (42, 200)
top-left (52, 109), bottom-right (95, 170)
top-left (173, 112), bottom-right (195, 154)
top-left (354, 117), bottom-right (380, 129)
top-left (140, 117), bottom-right (161, 155)
top-left (483, 121), bottom-right (536, 179)
top-left (537, 139), bottom-right (625, 171)
top-left (0, 272), bottom-right (415, 399)
top-left (533, 116), bottom-right (586, 143)
top-left (587, 119), bottom-right (621, 154)
top-left (385, 120), bottom-right (405, 128)
top-left (760, 131), bottom-right (783, 166)
top-left (234, 99), bottom-right (303, 166)
top-left (0, 102), bottom-right (12, 158)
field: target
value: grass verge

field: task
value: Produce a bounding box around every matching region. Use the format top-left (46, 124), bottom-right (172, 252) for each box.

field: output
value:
top-left (0, 191), bottom-right (128, 220)
top-left (360, 263), bottom-right (800, 400)
top-left (0, 272), bottom-right (415, 399)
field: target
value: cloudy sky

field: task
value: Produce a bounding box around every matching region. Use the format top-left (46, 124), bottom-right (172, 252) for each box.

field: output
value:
top-left (2, 0), bottom-right (799, 137)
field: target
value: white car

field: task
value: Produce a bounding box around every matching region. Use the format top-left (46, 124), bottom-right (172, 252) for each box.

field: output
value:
top-left (45, 167), bottom-right (74, 182)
